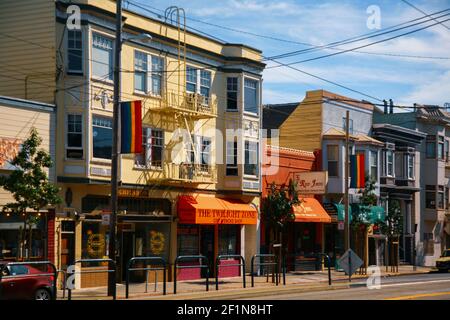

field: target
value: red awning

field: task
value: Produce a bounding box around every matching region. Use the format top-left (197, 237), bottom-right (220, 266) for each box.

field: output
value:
top-left (293, 198), bottom-right (331, 223)
top-left (177, 195), bottom-right (257, 225)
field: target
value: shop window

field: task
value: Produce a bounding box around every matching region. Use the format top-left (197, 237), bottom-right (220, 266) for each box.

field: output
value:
top-left (327, 145), bottom-right (339, 177)
top-left (218, 225), bottom-right (239, 255)
top-left (177, 224), bottom-right (199, 256)
top-left (134, 222), bottom-right (170, 260)
top-left (425, 185), bottom-right (436, 209)
top-left (66, 113), bottom-right (83, 159)
top-left (81, 221), bottom-right (108, 262)
top-left (92, 116), bottom-right (112, 159)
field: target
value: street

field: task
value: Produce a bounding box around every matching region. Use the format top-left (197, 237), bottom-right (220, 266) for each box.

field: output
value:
top-left (241, 273), bottom-right (450, 300)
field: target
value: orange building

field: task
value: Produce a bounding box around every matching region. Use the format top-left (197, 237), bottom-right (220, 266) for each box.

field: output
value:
top-left (262, 144), bottom-right (331, 270)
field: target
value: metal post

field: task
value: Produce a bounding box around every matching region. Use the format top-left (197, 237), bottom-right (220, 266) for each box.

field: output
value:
top-left (108, 0), bottom-right (121, 298)
top-left (344, 110), bottom-right (351, 283)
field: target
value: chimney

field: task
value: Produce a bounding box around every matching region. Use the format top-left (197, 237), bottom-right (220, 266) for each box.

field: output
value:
top-left (389, 99), bottom-right (394, 114)
top-left (383, 100), bottom-right (388, 114)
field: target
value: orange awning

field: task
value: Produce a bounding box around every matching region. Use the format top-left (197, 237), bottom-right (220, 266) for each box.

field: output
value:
top-left (293, 198), bottom-right (331, 223)
top-left (177, 195), bottom-right (257, 225)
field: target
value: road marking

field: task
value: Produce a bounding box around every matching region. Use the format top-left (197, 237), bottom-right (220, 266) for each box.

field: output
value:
top-left (380, 279), bottom-right (450, 288)
top-left (386, 291), bottom-right (450, 300)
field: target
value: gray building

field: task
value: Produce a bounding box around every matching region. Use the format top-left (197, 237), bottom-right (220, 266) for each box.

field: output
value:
top-left (374, 105), bottom-right (450, 266)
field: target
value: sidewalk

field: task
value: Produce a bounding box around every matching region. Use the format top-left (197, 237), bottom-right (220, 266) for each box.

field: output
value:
top-left (58, 265), bottom-right (432, 300)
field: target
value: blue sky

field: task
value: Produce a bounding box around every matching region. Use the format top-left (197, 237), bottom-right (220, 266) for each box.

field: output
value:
top-left (128, 0), bottom-right (450, 107)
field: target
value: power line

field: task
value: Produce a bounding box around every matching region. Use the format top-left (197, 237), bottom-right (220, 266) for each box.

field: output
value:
top-left (265, 10), bottom-right (450, 61)
top-left (267, 15), bottom-right (450, 68)
top-left (400, 0), bottom-right (450, 31)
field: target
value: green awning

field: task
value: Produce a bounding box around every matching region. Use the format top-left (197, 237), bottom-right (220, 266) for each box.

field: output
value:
top-left (350, 205), bottom-right (385, 224)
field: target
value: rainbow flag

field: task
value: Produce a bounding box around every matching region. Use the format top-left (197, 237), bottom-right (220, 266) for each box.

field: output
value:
top-left (350, 154), bottom-right (365, 188)
top-left (120, 101), bottom-right (142, 154)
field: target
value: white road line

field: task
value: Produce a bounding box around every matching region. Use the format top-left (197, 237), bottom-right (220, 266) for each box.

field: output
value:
top-left (349, 278), bottom-right (450, 289)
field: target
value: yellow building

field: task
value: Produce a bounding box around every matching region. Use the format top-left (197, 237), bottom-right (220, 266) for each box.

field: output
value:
top-left (0, 0), bottom-right (265, 287)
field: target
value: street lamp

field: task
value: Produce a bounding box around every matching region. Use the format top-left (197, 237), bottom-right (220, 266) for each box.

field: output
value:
top-left (107, 0), bottom-right (152, 297)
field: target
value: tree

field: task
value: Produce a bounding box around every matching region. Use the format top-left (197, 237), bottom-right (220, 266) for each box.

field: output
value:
top-left (262, 179), bottom-right (300, 281)
top-left (0, 128), bottom-right (61, 259)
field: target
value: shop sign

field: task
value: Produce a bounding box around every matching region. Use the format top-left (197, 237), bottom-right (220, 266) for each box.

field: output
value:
top-left (196, 209), bottom-right (257, 225)
top-left (118, 188), bottom-right (149, 198)
top-left (0, 137), bottom-right (21, 170)
top-left (293, 171), bottom-right (328, 194)
top-left (101, 213), bottom-right (110, 226)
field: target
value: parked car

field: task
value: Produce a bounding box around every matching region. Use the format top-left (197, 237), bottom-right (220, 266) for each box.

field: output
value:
top-left (435, 249), bottom-right (450, 273)
top-left (0, 263), bottom-right (55, 300)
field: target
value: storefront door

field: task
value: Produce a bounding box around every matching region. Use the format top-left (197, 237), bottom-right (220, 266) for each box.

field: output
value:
top-left (200, 225), bottom-right (215, 278)
top-left (120, 230), bottom-right (135, 281)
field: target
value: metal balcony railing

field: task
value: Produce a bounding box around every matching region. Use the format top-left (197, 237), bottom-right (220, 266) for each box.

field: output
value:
top-left (142, 90), bottom-right (217, 118)
top-left (137, 161), bottom-right (217, 183)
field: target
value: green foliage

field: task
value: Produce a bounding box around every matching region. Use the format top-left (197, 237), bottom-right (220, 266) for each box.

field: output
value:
top-left (0, 128), bottom-right (62, 215)
top-left (262, 179), bottom-right (300, 234)
top-left (351, 178), bottom-right (377, 231)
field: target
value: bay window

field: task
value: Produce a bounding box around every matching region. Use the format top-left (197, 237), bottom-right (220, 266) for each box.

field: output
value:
top-left (369, 150), bottom-right (377, 180)
top-left (426, 135), bottom-right (436, 159)
top-left (226, 77), bottom-right (238, 111)
top-left (68, 30), bottom-right (82, 73)
top-left (438, 136), bottom-right (445, 160)
top-left (92, 116), bottom-right (112, 159)
top-left (226, 140), bottom-right (238, 176)
top-left (244, 140), bottom-right (258, 176)
top-left (386, 150), bottom-right (394, 177)
top-left (425, 185), bottom-right (436, 209)
top-left (244, 78), bottom-right (258, 115)
top-left (66, 114), bottom-right (83, 159)
top-left (327, 145), bottom-right (339, 177)
top-left (92, 33), bottom-right (113, 80)
top-left (407, 154), bottom-right (415, 179)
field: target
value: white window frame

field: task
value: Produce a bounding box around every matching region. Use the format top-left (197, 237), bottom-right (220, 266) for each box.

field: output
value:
top-left (386, 150), bottom-right (395, 177)
top-left (136, 127), bottom-right (164, 169)
top-left (243, 77), bottom-right (259, 116)
top-left (134, 50), bottom-right (164, 96)
top-left (67, 29), bottom-right (83, 74)
top-left (407, 153), bottom-right (415, 180)
top-left (186, 65), bottom-right (212, 104)
top-left (91, 32), bottom-right (114, 81)
top-left (66, 113), bottom-right (83, 160)
top-left (92, 116), bottom-right (113, 161)
top-left (200, 136), bottom-right (211, 172)
top-left (226, 139), bottom-right (238, 176)
top-left (244, 139), bottom-right (259, 177)
top-left (369, 150), bottom-right (377, 180)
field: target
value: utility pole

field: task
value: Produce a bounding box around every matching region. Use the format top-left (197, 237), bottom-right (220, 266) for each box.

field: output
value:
top-left (344, 110), bottom-right (350, 251)
top-left (107, 0), bottom-right (122, 297)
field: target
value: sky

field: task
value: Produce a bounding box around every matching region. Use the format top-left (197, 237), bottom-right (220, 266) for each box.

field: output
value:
top-left (126, 0), bottom-right (450, 109)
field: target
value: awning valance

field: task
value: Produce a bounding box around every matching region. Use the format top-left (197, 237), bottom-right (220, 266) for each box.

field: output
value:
top-left (293, 198), bottom-right (331, 223)
top-left (177, 195), bottom-right (257, 225)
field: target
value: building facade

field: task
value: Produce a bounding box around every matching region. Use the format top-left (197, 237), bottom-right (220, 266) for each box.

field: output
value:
top-left (0, 0), bottom-right (265, 287)
top-left (0, 96), bottom-right (56, 262)
top-left (374, 105), bottom-right (450, 266)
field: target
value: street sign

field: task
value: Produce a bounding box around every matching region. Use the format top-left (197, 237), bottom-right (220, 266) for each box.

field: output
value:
top-left (101, 213), bottom-right (110, 226)
top-left (338, 221), bottom-right (345, 230)
top-left (338, 249), bottom-right (363, 277)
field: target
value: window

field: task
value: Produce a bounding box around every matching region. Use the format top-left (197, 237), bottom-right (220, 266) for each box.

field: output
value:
top-left (244, 140), bottom-right (258, 176)
top-left (425, 185), bottom-right (436, 209)
top-left (134, 51), bottom-right (164, 95)
top-left (395, 152), bottom-right (403, 178)
top-left (134, 51), bottom-right (147, 92)
top-left (66, 114), bottom-right (83, 159)
top-left (426, 135), bottom-right (436, 159)
top-left (369, 150), bottom-right (377, 180)
top-left (200, 70), bottom-right (211, 103)
top-left (92, 116), bottom-right (112, 159)
top-left (244, 78), bottom-right (258, 114)
top-left (327, 145), bottom-right (339, 177)
top-left (227, 77), bottom-right (238, 111)
top-left (438, 186), bottom-right (445, 209)
top-left (68, 30), bottom-right (82, 73)
top-left (186, 135), bottom-right (197, 164)
top-left (446, 140), bottom-right (449, 161)
top-left (135, 128), bottom-right (164, 168)
top-left (407, 154), bottom-right (414, 179)
top-left (92, 33), bottom-right (113, 80)
top-left (342, 117), bottom-right (354, 134)
top-left (186, 66), bottom-right (211, 103)
top-left (200, 136), bottom-right (211, 171)
top-left (438, 136), bottom-right (445, 160)
top-left (226, 140), bottom-right (238, 176)
top-left (386, 150), bottom-right (394, 177)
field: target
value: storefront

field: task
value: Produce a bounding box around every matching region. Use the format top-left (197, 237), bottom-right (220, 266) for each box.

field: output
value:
top-left (286, 198), bottom-right (331, 271)
top-left (176, 195), bottom-right (257, 279)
